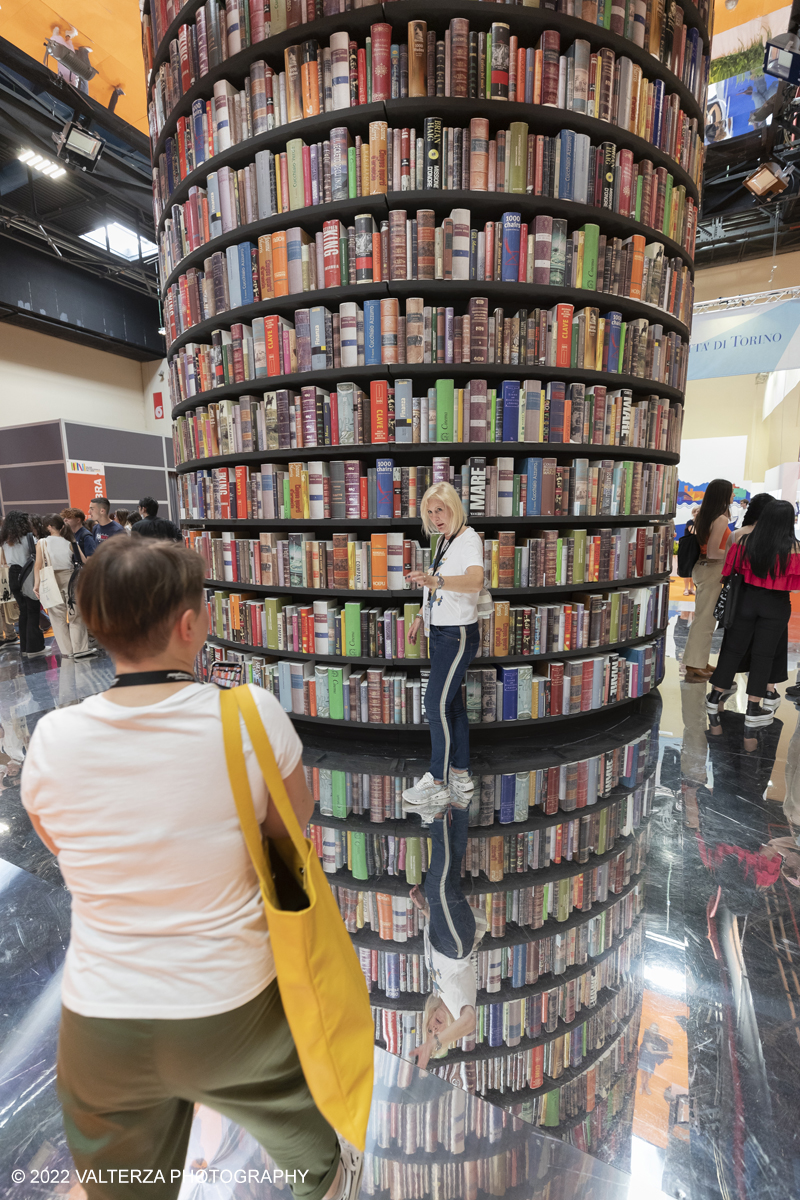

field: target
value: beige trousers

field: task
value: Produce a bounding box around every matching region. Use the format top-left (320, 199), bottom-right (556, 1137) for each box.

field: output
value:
top-left (683, 559), bottom-right (723, 669)
top-left (47, 567), bottom-right (89, 656)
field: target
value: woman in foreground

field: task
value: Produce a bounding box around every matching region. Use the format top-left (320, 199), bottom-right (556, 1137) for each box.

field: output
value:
top-left (21, 538), bottom-right (361, 1200)
top-left (706, 499), bottom-right (800, 729)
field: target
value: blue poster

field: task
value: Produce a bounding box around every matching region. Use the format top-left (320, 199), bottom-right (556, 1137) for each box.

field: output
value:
top-left (689, 300), bottom-right (800, 379)
top-left (704, 71), bottom-right (781, 144)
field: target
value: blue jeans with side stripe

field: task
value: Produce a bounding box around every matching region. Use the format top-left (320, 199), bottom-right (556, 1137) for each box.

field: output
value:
top-left (426, 807), bottom-right (475, 960)
top-left (425, 622), bottom-right (480, 782)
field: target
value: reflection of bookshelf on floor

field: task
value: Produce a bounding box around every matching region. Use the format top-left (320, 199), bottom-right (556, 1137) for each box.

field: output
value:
top-left (147, 0), bottom-right (708, 1138)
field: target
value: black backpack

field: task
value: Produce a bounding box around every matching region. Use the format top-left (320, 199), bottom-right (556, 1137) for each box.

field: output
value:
top-left (677, 529), bottom-right (700, 577)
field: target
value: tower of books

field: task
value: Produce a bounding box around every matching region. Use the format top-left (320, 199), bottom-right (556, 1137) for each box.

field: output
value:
top-left (143, 0), bottom-right (707, 1159)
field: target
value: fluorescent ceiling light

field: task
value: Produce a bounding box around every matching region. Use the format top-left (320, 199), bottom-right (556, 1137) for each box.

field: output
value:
top-left (80, 221), bottom-right (158, 262)
top-left (18, 148), bottom-right (66, 179)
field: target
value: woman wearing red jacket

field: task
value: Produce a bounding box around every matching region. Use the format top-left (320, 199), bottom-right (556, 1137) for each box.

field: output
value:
top-left (706, 499), bottom-right (800, 728)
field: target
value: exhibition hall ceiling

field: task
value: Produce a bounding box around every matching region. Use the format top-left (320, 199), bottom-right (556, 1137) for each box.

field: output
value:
top-left (0, 0), bottom-right (147, 134)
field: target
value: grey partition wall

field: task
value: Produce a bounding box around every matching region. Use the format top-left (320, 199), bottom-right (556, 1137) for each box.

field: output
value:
top-left (0, 420), bottom-right (175, 518)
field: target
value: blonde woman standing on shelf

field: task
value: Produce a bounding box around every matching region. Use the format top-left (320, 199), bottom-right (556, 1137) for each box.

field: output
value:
top-left (400, 483), bottom-right (486, 1064)
top-left (683, 479), bottom-right (733, 682)
top-left (402, 482), bottom-right (484, 817)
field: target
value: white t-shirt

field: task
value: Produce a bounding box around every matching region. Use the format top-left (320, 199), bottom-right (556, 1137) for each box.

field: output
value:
top-left (2, 539), bottom-right (32, 568)
top-left (424, 527), bottom-right (484, 632)
top-left (42, 534), bottom-right (74, 570)
top-left (21, 683), bottom-right (302, 1019)
top-left (424, 924), bottom-right (477, 1021)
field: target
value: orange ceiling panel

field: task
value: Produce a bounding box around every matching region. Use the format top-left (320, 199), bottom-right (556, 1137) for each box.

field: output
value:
top-left (0, 0), bottom-right (149, 136)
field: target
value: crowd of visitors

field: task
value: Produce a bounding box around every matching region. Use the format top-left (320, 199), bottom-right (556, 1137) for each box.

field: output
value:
top-left (0, 497), bottom-right (184, 658)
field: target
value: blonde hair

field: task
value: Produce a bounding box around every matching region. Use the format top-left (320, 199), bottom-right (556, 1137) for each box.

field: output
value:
top-left (419, 482), bottom-right (466, 538)
top-left (423, 994), bottom-right (453, 1056)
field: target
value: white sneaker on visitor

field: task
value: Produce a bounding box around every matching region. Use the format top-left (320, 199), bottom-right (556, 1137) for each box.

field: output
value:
top-left (334, 1138), bottom-right (364, 1200)
top-left (472, 908), bottom-right (488, 950)
top-left (448, 769), bottom-right (474, 808)
top-left (402, 772), bottom-right (451, 808)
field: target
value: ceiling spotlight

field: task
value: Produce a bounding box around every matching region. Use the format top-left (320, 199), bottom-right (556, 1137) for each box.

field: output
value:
top-left (52, 120), bottom-right (104, 173)
top-left (764, 31), bottom-right (800, 85)
top-left (744, 160), bottom-right (794, 197)
top-left (18, 148), bottom-right (66, 179)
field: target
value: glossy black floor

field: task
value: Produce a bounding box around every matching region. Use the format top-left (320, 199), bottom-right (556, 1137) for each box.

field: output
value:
top-left (1, 597), bottom-right (799, 1200)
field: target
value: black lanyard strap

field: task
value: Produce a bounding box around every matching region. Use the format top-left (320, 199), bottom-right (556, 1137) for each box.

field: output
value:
top-left (110, 670), bottom-right (196, 688)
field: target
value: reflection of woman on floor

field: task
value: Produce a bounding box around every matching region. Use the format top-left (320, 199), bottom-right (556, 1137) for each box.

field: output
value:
top-left (407, 815), bottom-right (487, 1069)
top-left (638, 1023), bottom-right (673, 1095)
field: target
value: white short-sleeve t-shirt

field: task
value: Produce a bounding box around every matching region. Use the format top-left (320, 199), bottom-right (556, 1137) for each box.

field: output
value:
top-left (424, 526), bottom-right (484, 631)
top-left (424, 924), bottom-right (477, 1021)
top-left (21, 683), bottom-right (302, 1019)
top-left (42, 534), bottom-right (75, 570)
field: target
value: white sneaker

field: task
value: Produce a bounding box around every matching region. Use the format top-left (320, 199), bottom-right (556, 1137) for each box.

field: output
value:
top-left (472, 908), bottom-right (488, 950)
top-left (762, 690), bottom-right (782, 712)
top-left (402, 772), bottom-right (450, 808)
top-left (334, 1138), bottom-right (364, 1200)
top-left (448, 769), bottom-right (474, 808)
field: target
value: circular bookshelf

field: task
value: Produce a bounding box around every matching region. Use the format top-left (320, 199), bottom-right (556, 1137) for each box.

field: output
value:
top-left (145, 0), bottom-right (698, 1139)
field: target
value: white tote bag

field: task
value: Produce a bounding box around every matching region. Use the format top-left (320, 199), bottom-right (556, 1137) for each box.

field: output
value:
top-left (38, 541), bottom-right (66, 611)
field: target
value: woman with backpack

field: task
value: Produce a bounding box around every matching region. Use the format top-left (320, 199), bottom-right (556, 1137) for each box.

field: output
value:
top-left (706, 499), bottom-right (800, 728)
top-left (682, 479), bottom-right (734, 682)
top-left (0, 511), bottom-right (46, 657)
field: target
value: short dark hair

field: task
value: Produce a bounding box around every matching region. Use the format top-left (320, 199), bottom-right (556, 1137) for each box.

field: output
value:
top-left (61, 507), bottom-right (86, 522)
top-left (139, 496), bottom-right (159, 518)
top-left (91, 497), bottom-right (111, 515)
top-left (77, 537), bottom-right (205, 659)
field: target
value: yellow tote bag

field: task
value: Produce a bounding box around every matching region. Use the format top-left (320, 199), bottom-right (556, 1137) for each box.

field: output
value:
top-left (220, 686), bottom-right (374, 1151)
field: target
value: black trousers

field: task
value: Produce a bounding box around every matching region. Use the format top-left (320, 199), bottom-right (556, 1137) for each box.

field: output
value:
top-left (709, 583), bottom-right (790, 698)
top-left (12, 588), bottom-right (45, 654)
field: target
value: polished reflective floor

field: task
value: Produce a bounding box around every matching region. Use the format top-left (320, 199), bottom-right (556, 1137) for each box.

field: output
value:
top-left (1, 588), bottom-right (799, 1200)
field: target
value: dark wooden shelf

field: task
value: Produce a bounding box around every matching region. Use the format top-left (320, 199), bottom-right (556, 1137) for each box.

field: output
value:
top-left (162, 194), bottom-right (388, 292)
top-left (363, 914), bottom-right (643, 1017)
top-left (176, 441), bottom-right (681, 471)
top-left (319, 824), bottom-right (646, 898)
top-left (199, 572), bottom-right (669, 598)
top-left (207, 626), bottom-right (666, 668)
top-left (310, 765), bottom-right (656, 838)
top-left (183, 513), bottom-right (675, 529)
top-left (392, 280), bottom-right (691, 340)
top-left (167, 275), bottom-right (690, 359)
top-left (162, 188), bottom-right (694, 289)
top-left (475, 1002), bottom-right (640, 1111)
top-left (346, 871), bottom-right (644, 951)
top-left (285, 679), bottom-right (662, 734)
top-left (373, 981), bottom-right (631, 1068)
top-left (167, 281), bottom-right (389, 357)
top-left (300, 688), bottom-right (661, 776)
top-left (171, 364), bottom-right (685, 420)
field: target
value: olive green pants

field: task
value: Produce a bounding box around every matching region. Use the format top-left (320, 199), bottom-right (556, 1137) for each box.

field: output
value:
top-left (57, 981), bottom-right (340, 1200)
